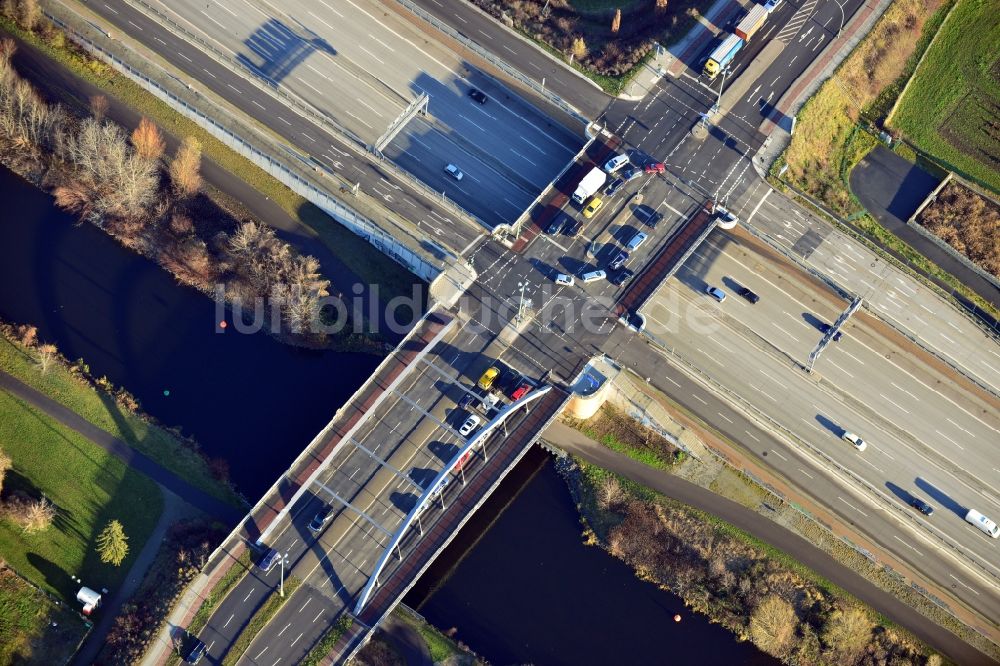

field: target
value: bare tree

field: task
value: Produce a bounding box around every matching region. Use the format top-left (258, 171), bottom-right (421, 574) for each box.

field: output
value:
top-left (170, 136), bottom-right (202, 198)
top-left (570, 36), bottom-right (588, 60)
top-left (822, 604), bottom-right (873, 663)
top-left (17, 0), bottom-right (39, 31)
top-left (0, 447), bottom-right (11, 496)
top-left (89, 94), bottom-right (109, 122)
top-left (131, 117), bottom-right (165, 162)
top-left (596, 475), bottom-right (625, 510)
top-left (4, 494), bottom-right (56, 534)
top-left (611, 8), bottom-right (621, 33)
top-left (0, 37), bottom-right (16, 64)
top-left (36, 343), bottom-right (57, 374)
top-left (749, 595), bottom-right (797, 657)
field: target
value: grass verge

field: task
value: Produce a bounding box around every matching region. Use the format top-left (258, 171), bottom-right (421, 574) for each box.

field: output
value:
top-left (395, 606), bottom-right (468, 663)
top-left (0, 566), bottom-right (88, 664)
top-left (300, 615), bottom-right (354, 666)
top-left (0, 333), bottom-right (241, 507)
top-left (222, 577), bottom-right (301, 666)
top-left (184, 549), bottom-right (253, 639)
top-left (567, 403), bottom-right (685, 471)
top-left (889, 0), bottom-right (1000, 194)
top-left (0, 16), bottom-right (419, 304)
top-left (0, 390), bottom-right (163, 597)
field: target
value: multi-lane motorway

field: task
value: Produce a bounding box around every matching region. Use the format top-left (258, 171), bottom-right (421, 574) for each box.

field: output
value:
top-left (83, 0), bottom-right (1000, 658)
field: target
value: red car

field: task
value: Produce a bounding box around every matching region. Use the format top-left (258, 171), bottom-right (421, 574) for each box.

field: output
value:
top-left (455, 451), bottom-right (472, 471)
top-left (510, 383), bottom-right (532, 400)
top-left (644, 162), bottom-right (665, 174)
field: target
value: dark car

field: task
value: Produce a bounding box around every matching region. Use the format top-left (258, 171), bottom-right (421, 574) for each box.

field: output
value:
top-left (182, 635), bottom-right (207, 664)
top-left (608, 251), bottom-right (629, 271)
top-left (611, 268), bottom-right (635, 286)
top-left (308, 505), bottom-right (334, 533)
top-left (459, 393), bottom-right (477, 409)
top-left (604, 178), bottom-right (624, 196)
top-left (258, 547), bottom-right (280, 573)
top-left (546, 215), bottom-right (565, 234)
top-left (468, 88), bottom-right (488, 104)
top-left (910, 497), bottom-right (934, 516)
top-left (819, 323), bottom-right (843, 342)
top-left (563, 219), bottom-right (582, 237)
top-left (737, 287), bottom-right (760, 304)
top-left (622, 165), bottom-right (642, 182)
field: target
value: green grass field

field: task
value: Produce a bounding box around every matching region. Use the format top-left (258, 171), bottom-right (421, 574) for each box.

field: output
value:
top-left (0, 567), bottom-right (88, 664)
top-left (0, 390), bottom-right (163, 599)
top-left (0, 336), bottom-right (241, 506)
top-left (890, 0), bottom-right (1000, 193)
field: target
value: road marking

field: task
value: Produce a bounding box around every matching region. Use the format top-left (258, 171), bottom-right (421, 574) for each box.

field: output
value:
top-left (299, 597), bottom-right (312, 613)
top-left (750, 384), bottom-right (777, 402)
top-left (745, 431), bottom-right (760, 442)
top-left (692, 394), bottom-right (708, 405)
top-left (771, 449), bottom-right (788, 461)
top-left (893, 535), bottom-right (923, 557)
top-left (858, 456), bottom-right (885, 474)
top-left (276, 116), bottom-right (292, 126)
top-left (255, 646), bottom-right (269, 660)
top-left (770, 321), bottom-right (800, 342)
top-left (357, 45), bottom-right (385, 64)
top-left (313, 609), bottom-right (324, 622)
top-left (889, 382), bottom-right (917, 400)
top-left (291, 632), bottom-right (303, 647)
top-left (242, 588), bottom-right (254, 602)
top-left (478, 29), bottom-right (493, 40)
top-left (223, 613), bottom-right (234, 628)
top-left (252, 100), bottom-right (266, 110)
top-left (939, 332), bottom-right (955, 344)
top-left (758, 368), bottom-right (786, 387)
top-left (799, 468), bottom-right (814, 479)
top-left (128, 19), bottom-right (143, 31)
top-left (949, 574), bottom-right (981, 595)
top-left (838, 349), bottom-right (865, 365)
top-left (831, 363), bottom-right (854, 378)
top-left (717, 412), bottom-right (733, 424)
top-left (278, 622), bottom-right (291, 636)
top-left (837, 496), bottom-right (869, 517)
top-left (663, 375), bottom-right (681, 388)
top-left (945, 417), bottom-right (976, 438)
top-left (177, 52), bottom-right (193, 62)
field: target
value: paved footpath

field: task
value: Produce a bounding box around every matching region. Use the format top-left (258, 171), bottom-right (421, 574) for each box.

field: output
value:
top-left (0, 371), bottom-right (241, 522)
top-left (542, 421), bottom-right (995, 666)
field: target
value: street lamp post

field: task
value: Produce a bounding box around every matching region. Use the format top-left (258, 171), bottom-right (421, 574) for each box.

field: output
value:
top-left (515, 281), bottom-right (527, 325)
top-left (279, 552), bottom-right (289, 597)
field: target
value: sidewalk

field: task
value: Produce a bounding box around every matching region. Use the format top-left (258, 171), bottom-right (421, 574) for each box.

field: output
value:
top-left (542, 421), bottom-right (993, 665)
top-left (0, 371), bottom-right (241, 522)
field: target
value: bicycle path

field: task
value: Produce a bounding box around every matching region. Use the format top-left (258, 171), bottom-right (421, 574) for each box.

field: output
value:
top-left (542, 421), bottom-right (994, 665)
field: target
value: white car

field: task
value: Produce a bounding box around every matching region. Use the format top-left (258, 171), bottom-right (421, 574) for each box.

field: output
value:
top-left (459, 414), bottom-right (481, 437)
top-left (445, 163), bottom-right (464, 181)
top-left (555, 273), bottom-right (574, 286)
top-left (706, 286), bottom-right (726, 303)
top-left (603, 154), bottom-right (630, 173)
top-left (842, 431), bottom-right (867, 452)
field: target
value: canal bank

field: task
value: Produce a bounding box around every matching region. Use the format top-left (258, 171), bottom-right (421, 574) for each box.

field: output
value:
top-left (0, 165), bottom-right (383, 496)
top-left (406, 447), bottom-right (776, 665)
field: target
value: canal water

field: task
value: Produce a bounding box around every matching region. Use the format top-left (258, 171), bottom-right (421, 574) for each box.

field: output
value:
top-left (0, 166), bottom-right (381, 497)
top-left (2, 166), bottom-right (772, 663)
top-left (408, 448), bottom-right (777, 665)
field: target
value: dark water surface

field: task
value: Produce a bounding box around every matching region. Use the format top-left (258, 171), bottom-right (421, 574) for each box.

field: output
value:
top-left (409, 451), bottom-right (777, 666)
top-left (0, 167), bottom-right (381, 496)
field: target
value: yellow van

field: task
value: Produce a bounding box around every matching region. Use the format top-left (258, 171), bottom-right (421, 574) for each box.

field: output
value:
top-left (477, 366), bottom-right (499, 390)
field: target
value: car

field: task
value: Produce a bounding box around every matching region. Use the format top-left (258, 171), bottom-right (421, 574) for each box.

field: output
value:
top-left (644, 162), bottom-right (665, 174)
top-left (622, 165), bottom-right (642, 181)
top-left (608, 251), bottom-right (629, 271)
top-left (611, 268), bottom-right (635, 286)
top-left (819, 323), bottom-right (844, 342)
top-left (763, 0), bottom-right (781, 12)
top-left (482, 391), bottom-right (502, 412)
top-left (580, 269), bottom-right (607, 283)
top-left (603, 154), bottom-right (630, 173)
top-left (308, 505), bottom-right (334, 533)
top-left (468, 88), bottom-right (488, 104)
top-left (842, 431), bottom-right (867, 452)
top-left (510, 383), bottom-right (532, 400)
top-left (909, 497), bottom-right (934, 516)
top-left (555, 273), bottom-right (574, 286)
top-left (444, 163), bottom-right (463, 181)
top-left (546, 215), bottom-right (566, 234)
top-left (715, 205), bottom-right (739, 226)
top-left (477, 366), bottom-right (499, 390)
top-left (459, 393), bottom-right (477, 409)
top-left (604, 178), bottom-right (624, 196)
top-left (459, 414), bottom-right (481, 437)
top-left (626, 231), bottom-right (648, 251)
top-left (737, 286), bottom-right (760, 304)
top-left (636, 207), bottom-right (661, 228)
top-left (258, 547), bottom-right (280, 573)
top-left (563, 220), bottom-right (582, 237)
top-left (706, 286), bottom-right (726, 302)
top-left (583, 197), bottom-right (603, 218)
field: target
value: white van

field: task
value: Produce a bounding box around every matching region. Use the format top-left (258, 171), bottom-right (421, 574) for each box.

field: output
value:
top-left (965, 509), bottom-right (1000, 538)
top-left (580, 269), bottom-right (607, 283)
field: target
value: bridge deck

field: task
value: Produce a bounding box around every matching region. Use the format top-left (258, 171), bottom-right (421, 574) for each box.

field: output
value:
top-left (616, 201), bottom-right (716, 315)
top-left (354, 386), bottom-right (569, 630)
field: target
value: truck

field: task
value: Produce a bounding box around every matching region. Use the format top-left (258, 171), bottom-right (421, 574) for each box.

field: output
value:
top-left (572, 167), bottom-right (607, 205)
top-left (703, 34), bottom-right (743, 80)
top-left (734, 5), bottom-right (769, 41)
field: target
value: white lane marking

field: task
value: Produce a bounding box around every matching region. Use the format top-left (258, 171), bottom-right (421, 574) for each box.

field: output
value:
top-left (692, 394), bottom-right (708, 405)
top-left (223, 613), bottom-right (234, 628)
top-left (893, 535), bottom-right (923, 557)
top-left (291, 632), bottom-right (304, 646)
top-left (934, 429), bottom-right (965, 450)
top-left (745, 431), bottom-right (760, 442)
top-left (299, 597), bottom-right (312, 612)
top-left (771, 449), bottom-right (788, 461)
top-left (949, 574), bottom-right (981, 595)
top-left (718, 412), bottom-right (734, 424)
top-left (799, 468), bottom-right (814, 479)
top-left (242, 588), bottom-right (254, 602)
top-left (278, 623), bottom-right (291, 636)
top-left (838, 496), bottom-right (869, 517)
